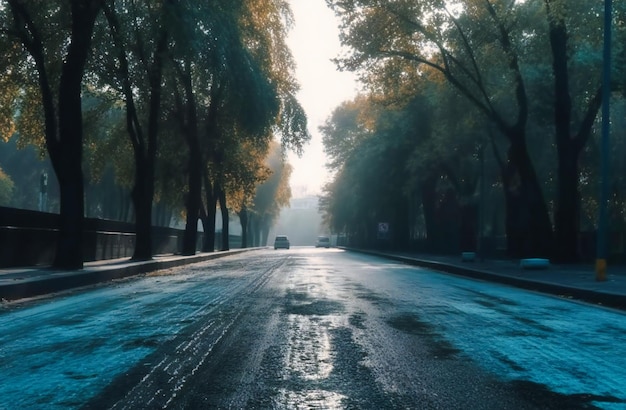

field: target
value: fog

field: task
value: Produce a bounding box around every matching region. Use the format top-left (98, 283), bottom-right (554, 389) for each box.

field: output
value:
top-left (268, 196), bottom-right (327, 246)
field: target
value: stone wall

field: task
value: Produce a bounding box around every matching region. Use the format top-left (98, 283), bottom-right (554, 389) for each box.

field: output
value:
top-left (0, 207), bottom-right (193, 267)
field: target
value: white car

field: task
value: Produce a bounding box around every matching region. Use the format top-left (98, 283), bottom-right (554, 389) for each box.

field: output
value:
top-left (315, 236), bottom-right (330, 248)
top-left (274, 235), bottom-right (290, 249)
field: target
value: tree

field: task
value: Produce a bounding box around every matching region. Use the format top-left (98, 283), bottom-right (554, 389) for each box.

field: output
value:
top-left (94, 0), bottom-right (172, 260)
top-left (327, 0), bottom-right (553, 257)
top-left (81, 93), bottom-right (134, 221)
top-left (320, 97), bottom-right (374, 241)
top-left (0, 0), bottom-right (308, 263)
top-left (248, 141), bottom-right (292, 246)
top-left (321, 95), bottom-right (419, 249)
top-left (328, 0), bottom-right (626, 260)
top-left (223, 137), bottom-right (272, 248)
top-left (2, 0), bottom-right (103, 268)
top-left (162, 1), bottom-right (280, 255)
top-left (165, 0), bottom-right (307, 255)
top-left (211, 0), bottom-right (309, 251)
top-left (321, 68), bottom-right (506, 253)
top-left (544, 0), bottom-right (605, 261)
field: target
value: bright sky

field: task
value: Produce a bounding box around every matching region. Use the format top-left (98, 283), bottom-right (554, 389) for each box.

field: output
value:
top-left (286, 0), bottom-right (359, 198)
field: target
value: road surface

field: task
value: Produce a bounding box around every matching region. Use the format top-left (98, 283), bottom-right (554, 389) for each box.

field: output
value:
top-left (1, 248), bottom-right (625, 409)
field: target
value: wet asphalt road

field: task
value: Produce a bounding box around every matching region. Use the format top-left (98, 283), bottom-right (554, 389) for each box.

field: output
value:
top-left (1, 248), bottom-right (625, 409)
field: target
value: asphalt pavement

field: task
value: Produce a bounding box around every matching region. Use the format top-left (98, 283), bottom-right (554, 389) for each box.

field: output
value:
top-left (1, 247), bottom-right (626, 310)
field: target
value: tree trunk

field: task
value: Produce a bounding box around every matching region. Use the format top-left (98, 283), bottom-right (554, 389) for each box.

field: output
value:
top-left (183, 146), bottom-right (202, 255)
top-left (217, 184), bottom-right (229, 251)
top-left (547, 2), bottom-right (575, 262)
top-left (131, 158), bottom-right (153, 260)
top-left (261, 217), bottom-right (271, 246)
top-left (544, 4), bottom-right (601, 263)
top-left (248, 215), bottom-right (257, 247)
top-left (205, 197), bottom-right (217, 252)
top-left (51, 1), bottom-right (101, 269)
top-left (419, 175), bottom-right (439, 253)
top-left (131, 35), bottom-right (165, 260)
top-left (459, 202), bottom-right (478, 252)
top-left (200, 172), bottom-right (217, 252)
top-left (239, 206), bottom-right (249, 248)
top-left (53, 157), bottom-right (84, 269)
top-left (391, 198), bottom-right (411, 250)
top-left (176, 60), bottom-right (202, 256)
top-left (104, 3), bottom-right (167, 261)
top-left (248, 215), bottom-right (255, 247)
top-left (503, 138), bottom-right (554, 258)
top-left (554, 146), bottom-right (580, 262)
top-left (438, 190), bottom-right (460, 254)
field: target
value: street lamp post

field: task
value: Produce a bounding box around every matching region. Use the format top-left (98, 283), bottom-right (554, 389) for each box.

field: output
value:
top-left (478, 142), bottom-right (486, 262)
top-left (596, 0), bottom-right (612, 282)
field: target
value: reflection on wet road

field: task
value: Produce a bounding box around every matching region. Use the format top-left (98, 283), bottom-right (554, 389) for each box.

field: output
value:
top-left (0, 248), bottom-right (624, 409)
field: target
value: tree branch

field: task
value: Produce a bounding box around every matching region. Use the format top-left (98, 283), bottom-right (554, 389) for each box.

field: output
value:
top-left (6, 0), bottom-right (59, 154)
top-left (102, 1), bottom-right (144, 154)
top-left (575, 86), bottom-right (603, 153)
top-left (484, 0), bottom-right (528, 133)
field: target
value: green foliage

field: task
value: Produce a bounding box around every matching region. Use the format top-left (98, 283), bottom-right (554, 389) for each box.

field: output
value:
top-left (251, 140), bottom-right (292, 222)
top-left (320, 96), bottom-right (373, 172)
top-left (324, 0), bottom-right (626, 258)
top-left (0, 75), bottom-right (19, 143)
top-left (320, 94), bottom-right (424, 244)
top-left (82, 90), bottom-right (133, 186)
top-left (0, 0), bottom-right (307, 247)
top-left (241, 0), bottom-right (310, 155)
top-left (0, 24), bottom-right (47, 152)
top-left (0, 165), bottom-right (14, 206)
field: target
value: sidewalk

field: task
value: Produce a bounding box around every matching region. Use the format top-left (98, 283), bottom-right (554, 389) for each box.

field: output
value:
top-left (0, 249), bottom-right (250, 302)
top-left (348, 249), bottom-right (626, 311)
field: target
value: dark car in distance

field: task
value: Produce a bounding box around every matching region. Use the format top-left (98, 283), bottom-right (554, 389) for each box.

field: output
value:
top-left (315, 236), bottom-right (330, 248)
top-left (274, 235), bottom-right (290, 249)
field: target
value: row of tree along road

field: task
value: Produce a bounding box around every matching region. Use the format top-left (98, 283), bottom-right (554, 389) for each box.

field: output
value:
top-left (320, 1), bottom-right (626, 263)
top-left (0, 1), bottom-right (309, 269)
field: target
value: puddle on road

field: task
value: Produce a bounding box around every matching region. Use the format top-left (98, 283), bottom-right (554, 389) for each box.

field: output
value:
top-left (284, 300), bottom-right (344, 316)
top-left (283, 288), bottom-right (345, 316)
top-left (355, 291), bottom-right (388, 306)
top-left (386, 312), bottom-right (461, 359)
top-left (387, 312), bottom-right (434, 336)
top-left (348, 312), bottom-right (367, 330)
top-left (275, 388), bottom-right (346, 409)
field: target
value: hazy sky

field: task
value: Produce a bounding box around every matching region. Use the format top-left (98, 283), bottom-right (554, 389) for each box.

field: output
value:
top-left (286, 0), bottom-right (359, 197)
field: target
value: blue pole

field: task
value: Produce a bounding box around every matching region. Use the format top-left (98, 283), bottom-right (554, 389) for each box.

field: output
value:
top-left (596, 0), bottom-right (612, 281)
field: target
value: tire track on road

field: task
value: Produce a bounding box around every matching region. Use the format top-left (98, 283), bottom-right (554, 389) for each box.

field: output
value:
top-left (83, 254), bottom-right (286, 409)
